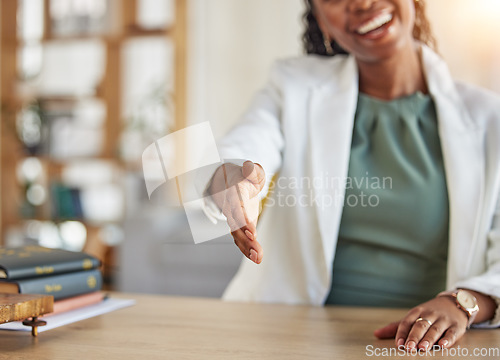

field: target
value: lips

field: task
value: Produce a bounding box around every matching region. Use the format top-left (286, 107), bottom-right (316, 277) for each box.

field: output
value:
top-left (355, 13), bottom-right (393, 35)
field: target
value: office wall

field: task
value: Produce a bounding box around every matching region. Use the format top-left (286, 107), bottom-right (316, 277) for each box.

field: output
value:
top-left (427, 0), bottom-right (500, 92)
top-left (187, 0), bottom-right (500, 137)
top-left (187, 0), bottom-right (304, 137)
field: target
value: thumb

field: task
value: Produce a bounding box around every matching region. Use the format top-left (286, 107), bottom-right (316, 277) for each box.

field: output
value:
top-left (241, 161), bottom-right (266, 191)
top-left (373, 321), bottom-right (400, 339)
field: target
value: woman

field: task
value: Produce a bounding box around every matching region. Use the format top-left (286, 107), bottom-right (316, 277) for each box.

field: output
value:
top-left (204, 0), bottom-right (500, 351)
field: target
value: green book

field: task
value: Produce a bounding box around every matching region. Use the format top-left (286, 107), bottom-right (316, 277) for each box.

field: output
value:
top-left (0, 245), bottom-right (100, 280)
top-left (0, 269), bottom-right (102, 300)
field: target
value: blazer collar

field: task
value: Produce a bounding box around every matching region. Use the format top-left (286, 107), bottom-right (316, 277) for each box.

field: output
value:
top-left (308, 55), bottom-right (359, 268)
top-left (421, 44), bottom-right (477, 132)
top-left (420, 45), bottom-right (485, 286)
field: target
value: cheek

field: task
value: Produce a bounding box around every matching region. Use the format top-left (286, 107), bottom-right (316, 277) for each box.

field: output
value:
top-left (313, 2), bottom-right (346, 34)
top-left (322, 15), bottom-right (352, 50)
top-left (322, 12), bottom-right (346, 38)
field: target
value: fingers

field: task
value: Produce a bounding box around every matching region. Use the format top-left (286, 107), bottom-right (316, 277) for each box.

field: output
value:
top-left (394, 308), bottom-right (422, 348)
top-left (438, 325), bottom-right (465, 349)
top-left (223, 185), bottom-right (259, 234)
top-left (213, 160), bottom-right (266, 263)
top-left (394, 300), bottom-right (468, 352)
top-left (239, 184), bottom-right (260, 233)
top-left (238, 162), bottom-right (264, 239)
top-left (405, 320), bottom-right (465, 352)
top-left (224, 197), bottom-right (263, 264)
top-left (224, 186), bottom-right (248, 232)
top-left (403, 314), bottom-right (439, 351)
top-left (231, 227), bottom-right (263, 264)
top-left (418, 319), bottom-right (454, 350)
top-left (373, 321), bottom-right (399, 339)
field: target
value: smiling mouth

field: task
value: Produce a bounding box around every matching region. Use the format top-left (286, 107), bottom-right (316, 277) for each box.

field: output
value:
top-left (356, 13), bottom-right (393, 35)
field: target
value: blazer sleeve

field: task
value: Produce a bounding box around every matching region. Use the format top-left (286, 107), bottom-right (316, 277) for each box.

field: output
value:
top-left (217, 61), bottom-right (285, 193)
top-left (455, 166), bottom-right (500, 329)
top-left (197, 62), bottom-right (286, 222)
top-left (448, 83), bottom-right (500, 328)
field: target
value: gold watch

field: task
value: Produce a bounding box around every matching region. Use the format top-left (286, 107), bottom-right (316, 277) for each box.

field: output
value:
top-left (438, 289), bottom-right (479, 328)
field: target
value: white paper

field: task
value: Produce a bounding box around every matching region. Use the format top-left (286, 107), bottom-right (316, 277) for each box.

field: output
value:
top-left (0, 297), bottom-right (135, 333)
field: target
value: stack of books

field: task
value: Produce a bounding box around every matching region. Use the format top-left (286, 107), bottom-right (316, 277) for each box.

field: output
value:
top-left (0, 245), bottom-right (104, 315)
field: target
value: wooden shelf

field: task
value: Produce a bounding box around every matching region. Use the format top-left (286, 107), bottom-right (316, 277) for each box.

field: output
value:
top-left (17, 26), bottom-right (173, 44)
top-left (0, 0), bottom-right (188, 247)
top-left (124, 25), bottom-right (173, 38)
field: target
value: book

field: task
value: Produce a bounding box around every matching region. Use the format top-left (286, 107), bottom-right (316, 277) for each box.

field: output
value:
top-left (0, 293), bottom-right (54, 324)
top-left (0, 297), bottom-right (136, 333)
top-left (46, 291), bottom-right (105, 317)
top-left (0, 245), bottom-right (100, 280)
top-left (51, 184), bottom-right (84, 220)
top-left (0, 269), bottom-right (103, 301)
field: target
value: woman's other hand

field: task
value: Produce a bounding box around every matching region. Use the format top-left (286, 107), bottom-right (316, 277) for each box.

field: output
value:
top-left (208, 161), bottom-right (266, 264)
top-left (374, 297), bottom-right (467, 351)
top-left (374, 296), bottom-right (468, 351)
top-left (373, 290), bottom-right (496, 351)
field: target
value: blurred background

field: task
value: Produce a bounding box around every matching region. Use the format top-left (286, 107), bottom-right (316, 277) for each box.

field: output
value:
top-left (1, 0), bottom-right (499, 297)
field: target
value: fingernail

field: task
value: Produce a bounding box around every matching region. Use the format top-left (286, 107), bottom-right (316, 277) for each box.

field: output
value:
top-left (440, 339), bottom-right (449, 348)
top-left (245, 230), bottom-right (254, 240)
top-left (406, 341), bottom-right (416, 350)
top-left (249, 249), bottom-right (258, 262)
top-left (396, 338), bottom-right (404, 347)
top-left (420, 341), bottom-right (429, 350)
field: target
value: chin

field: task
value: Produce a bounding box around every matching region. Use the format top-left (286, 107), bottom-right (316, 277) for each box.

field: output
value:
top-left (353, 37), bottom-right (414, 63)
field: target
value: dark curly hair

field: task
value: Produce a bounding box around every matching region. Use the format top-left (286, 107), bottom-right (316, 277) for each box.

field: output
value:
top-left (302, 0), bottom-right (437, 56)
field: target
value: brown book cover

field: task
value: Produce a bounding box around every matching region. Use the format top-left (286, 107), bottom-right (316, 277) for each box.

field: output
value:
top-left (0, 245), bottom-right (100, 280)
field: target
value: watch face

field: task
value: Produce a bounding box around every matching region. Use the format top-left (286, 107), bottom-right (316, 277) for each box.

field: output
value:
top-left (457, 290), bottom-right (477, 310)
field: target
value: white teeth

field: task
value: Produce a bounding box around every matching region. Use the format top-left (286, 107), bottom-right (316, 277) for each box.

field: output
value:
top-left (356, 13), bottom-right (393, 35)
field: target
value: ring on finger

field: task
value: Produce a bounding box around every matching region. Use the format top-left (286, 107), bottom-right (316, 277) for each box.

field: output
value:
top-left (415, 317), bottom-right (433, 326)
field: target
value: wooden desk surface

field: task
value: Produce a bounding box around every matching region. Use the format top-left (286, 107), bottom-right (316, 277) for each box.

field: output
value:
top-left (0, 293), bottom-right (498, 359)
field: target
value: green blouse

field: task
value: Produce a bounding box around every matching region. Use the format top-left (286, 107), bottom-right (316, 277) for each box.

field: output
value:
top-left (325, 92), bottom-right (449, 308)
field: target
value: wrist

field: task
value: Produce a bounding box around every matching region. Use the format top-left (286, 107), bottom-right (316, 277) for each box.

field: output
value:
top-left (462, 289), bottom-right (496, 324)
top-left (437, 289), bottom-right (478, 328)
top-left (437, 289), bottom-right (496, 327)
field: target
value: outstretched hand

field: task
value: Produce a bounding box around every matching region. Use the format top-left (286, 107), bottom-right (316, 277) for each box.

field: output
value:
top-left (209, 161), bottom-right (266, 264)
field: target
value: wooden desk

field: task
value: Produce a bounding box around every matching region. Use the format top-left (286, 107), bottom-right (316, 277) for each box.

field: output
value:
top-left (0, 293), bottom-right (498, 359)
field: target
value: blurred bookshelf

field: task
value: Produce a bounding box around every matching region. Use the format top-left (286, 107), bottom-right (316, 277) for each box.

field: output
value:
top-left (0, 0), bottom-right (187, 289)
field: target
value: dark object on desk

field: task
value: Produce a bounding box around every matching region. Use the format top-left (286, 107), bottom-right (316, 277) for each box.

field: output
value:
top-left (0, 245), bottom-right (100, 280)
top-left (0, 269), bottom-right (103, 301)
top-left (0, 293), bottom-right (53, 336)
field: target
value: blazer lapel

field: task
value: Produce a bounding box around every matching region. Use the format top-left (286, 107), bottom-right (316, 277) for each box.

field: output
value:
top-left (306, 47), bottom-right (484, 286)
top-left (308, 56), bottom-right (359, 269)
top-left (421, 46), bottom-right (485, 287)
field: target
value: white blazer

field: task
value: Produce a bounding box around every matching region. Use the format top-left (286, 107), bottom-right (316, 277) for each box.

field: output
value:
top-left (211, 45), bottom-right (500, 325)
